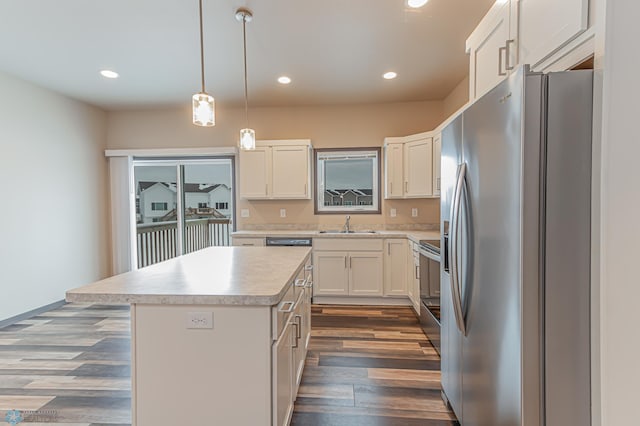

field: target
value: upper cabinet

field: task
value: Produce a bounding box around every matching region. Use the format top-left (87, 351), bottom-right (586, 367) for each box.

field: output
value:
top-left (518, 0), bottom-right (589, 69)
top-left (467, 0), bottom-right (591, 102)
top-left (432, 133), bottom-right (441, 197)
top-left (466, 0), bottom-right (515, 101)
top-left (239, 140), bottom-right (312, 200)
top-left (384, 132), bottom-right (438, 199)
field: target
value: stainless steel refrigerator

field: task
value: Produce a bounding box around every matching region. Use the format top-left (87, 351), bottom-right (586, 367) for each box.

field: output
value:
top-left (440, 66), bottom-right (592, 425)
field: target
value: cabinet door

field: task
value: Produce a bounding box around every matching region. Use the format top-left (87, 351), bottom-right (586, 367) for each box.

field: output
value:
top-left (404, 138), bottom-right (433, 197)
top-left (383, 239), bottom-right (408, 296)
top-left (468, 1), bottom-right (511, 100)
top-left (432, 134), bottom-right (442, 197)
top-left (407, 242), bottom-right (415, 302)
top-left (349, 252), bottom-right (383, 296)
top-left (385, 143), bottom-right (405, 198)
top-left (313, 251), bottom-right (349, 296)
top-left (272, 322), bottom-right (294, 426)
top-left (292, 296), bottom-right (306, 395)
top-left (272, 145), bottom-right (309, 199)
top-left (239, 147), bottom-right (271, 199)
top-left (518, 0), bottom-right (588, 68)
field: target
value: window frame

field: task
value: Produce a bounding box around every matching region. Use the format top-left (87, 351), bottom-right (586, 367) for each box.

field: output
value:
top-left (313, 147), bottom-right (382, 215)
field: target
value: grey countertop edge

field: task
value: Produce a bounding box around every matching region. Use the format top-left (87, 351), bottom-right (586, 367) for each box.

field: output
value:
top-left (65, 292), bottom-right (282, 306)
top-left (231, 230), bottom-right (440, 243)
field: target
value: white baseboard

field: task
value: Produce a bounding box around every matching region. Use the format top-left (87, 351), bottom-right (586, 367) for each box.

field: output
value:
top-left (0, 299), bottom-right (66, 329)
top-left (312, 296), bottom-right (412, 306)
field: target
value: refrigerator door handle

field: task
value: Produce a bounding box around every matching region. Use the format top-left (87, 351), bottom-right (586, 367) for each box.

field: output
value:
top-left (449, 163), bottom-right (467, 335)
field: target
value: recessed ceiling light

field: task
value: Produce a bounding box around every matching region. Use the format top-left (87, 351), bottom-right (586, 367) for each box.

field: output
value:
top-left (383, 72), bottom-right (397, 80)
top-left (100, 70), bottom-right (119, 79)
top-left (407, 0), bottom-right (429, 8)
top-left (277, 76), bottom-right (291, 84)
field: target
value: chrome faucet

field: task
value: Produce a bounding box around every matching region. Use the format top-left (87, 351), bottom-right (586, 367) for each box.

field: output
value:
top-left (343, 215), bottom-right (351, 233)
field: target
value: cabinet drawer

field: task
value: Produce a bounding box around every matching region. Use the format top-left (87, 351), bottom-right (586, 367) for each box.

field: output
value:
top-left (232, 237), bottom-right (266, 246)
top-left (313, 238), bottom-right (383, 252)
top-left (271, 282), bottom-right (296, 341)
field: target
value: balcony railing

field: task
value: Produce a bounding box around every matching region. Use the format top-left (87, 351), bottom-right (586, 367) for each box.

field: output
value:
top-left (136, 218), bottom-right (231, 268)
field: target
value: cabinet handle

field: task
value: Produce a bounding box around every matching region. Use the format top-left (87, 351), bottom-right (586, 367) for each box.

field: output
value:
top-left (388, 243), bottom-right (391, 256)
top-left (304, 265), bottom-right (314, 271)
top-left (295, 315), bottom-right (302, 338)
top-left (498, 46), bottom-right (507, 76)
top-left (437, 178), bottom-right (441, 191)
top-left (405, 181), bottom-right (408, 193)
top-left (292, 322), bottom-right (299, 348)
top-left (344, 256), bottom-right (347, 269)
top-left (265, 183), bottom-right (268, 194)
top-left (295, 279), bottom-right (306, 288)
top-left (278, 301), bottom-right (295, 313)
top-left (390, 182), bottom-right (393, 194)
top-left (415, 265), bottom-right (420, 280)
top-left (349, 256), bottom-right (352, 269)
top-left (505, 39), bottom-right (515, 71)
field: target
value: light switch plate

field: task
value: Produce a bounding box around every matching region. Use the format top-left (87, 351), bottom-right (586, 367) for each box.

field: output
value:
top-left (241, 209), bottom-right (250, 218)
top-left (390, 208), bottom-right (397, 217)
top-left (412, 208), bottom-right (418, 217)
top-left (280, 209), bottom-right (286, 218)
top-left (186, 312), bottom-right (213, 329)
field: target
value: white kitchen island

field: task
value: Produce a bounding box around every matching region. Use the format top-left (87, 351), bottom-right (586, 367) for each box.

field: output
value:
top-left (66, 246), bottom-right (313, 426)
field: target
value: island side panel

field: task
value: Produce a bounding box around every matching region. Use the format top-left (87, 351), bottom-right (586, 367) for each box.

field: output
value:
top-left (132, 304), bottom-right (272, 426)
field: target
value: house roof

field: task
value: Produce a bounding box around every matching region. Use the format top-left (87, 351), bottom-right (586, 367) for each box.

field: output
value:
top-left (139, 182), bottom-right (229, 194)
top-left (325, 189), bottom-right (373, 196)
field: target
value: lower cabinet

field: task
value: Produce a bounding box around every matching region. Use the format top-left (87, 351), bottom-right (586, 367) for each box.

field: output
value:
top-left (384, 239), bottom-right (408, 296)
top-left (407, 241), bottom-right (421, 314)
top-left (272, 258), bottom-right (313, 426)
top-left (272, 319), bottom-right (295, 426)
top-left (313, 251), bottom-right (383, 296)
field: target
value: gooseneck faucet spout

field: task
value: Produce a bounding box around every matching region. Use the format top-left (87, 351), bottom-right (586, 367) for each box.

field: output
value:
top-left (343, 215), bottom-right (351, 233)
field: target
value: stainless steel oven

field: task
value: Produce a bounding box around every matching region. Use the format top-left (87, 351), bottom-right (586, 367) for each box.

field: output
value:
top-left (418, 240), bottom-right (441, 354)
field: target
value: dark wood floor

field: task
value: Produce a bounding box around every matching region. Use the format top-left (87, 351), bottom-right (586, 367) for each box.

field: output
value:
top-left (292, 305), bottom-right (457, 426)
top-left (0, 303), bottom-right (457, 425)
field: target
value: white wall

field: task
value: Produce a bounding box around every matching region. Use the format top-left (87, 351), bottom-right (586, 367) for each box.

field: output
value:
top-left (0, 71), bottom-right (110, 322)
top-left (598, 0), bottom-right (640, 423)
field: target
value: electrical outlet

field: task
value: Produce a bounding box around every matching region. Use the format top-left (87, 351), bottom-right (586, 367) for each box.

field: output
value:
top-left (412, 208), bottom-right (418, 217)
top-left (280, 209), bottom-right (286, 218)
top-left (390, 208), bottom-right (397, 217)
top-left (241, 209), bottom-right (250, 218)
top-left (186, 312), bottom-right (213, 329)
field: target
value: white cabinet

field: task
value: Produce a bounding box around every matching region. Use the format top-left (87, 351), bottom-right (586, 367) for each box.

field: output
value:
top-left (384, 132), bottom-right (437, 199)
top-left (272, 319), bottom-right (294, 426)
top-left (466, 0), bottom-right (516, 101)
top-left (313, 251), bottom-right (349, 296)
top-left (385, 140), bottom-right (405, 198)
top-left (404, 137), bottom-right (433, 197)
top-left (240, 140), bottom-right (311, 200)
top-left (384, 239), bottom-right (408, 297)
top-left (467, 0), bottom-right (591, 101)
top-left (231, 237), bottom-right (265, 246)
top-left (518, 0), bottom-right (589, 69)
top-left (432, 133), bottom-right (441, 197)
top-left (313, 238), bottom-right (383, 297)
top-left (349, 252), bottom-right (384, 296)
top-left (407, 241), bottom-right (420, 314)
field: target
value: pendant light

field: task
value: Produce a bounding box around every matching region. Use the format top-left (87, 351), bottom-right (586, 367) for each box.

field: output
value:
top-left (236, 8), bottom-right (255, 150)
top-left (192, 0), bottom-right (215, 127)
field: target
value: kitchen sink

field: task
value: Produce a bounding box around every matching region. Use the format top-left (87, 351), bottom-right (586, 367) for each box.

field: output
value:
top-left (318, 230), bottom-right (377, 234)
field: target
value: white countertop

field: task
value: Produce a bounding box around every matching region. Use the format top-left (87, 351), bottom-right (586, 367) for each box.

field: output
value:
top-left (66, 246), bottom-right (311, 306)
top-left (231, 229), bottom-right (440, 243)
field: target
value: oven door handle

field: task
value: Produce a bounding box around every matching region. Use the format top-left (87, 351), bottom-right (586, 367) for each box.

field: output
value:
top-left (418, 247), bottom-right (440, 262)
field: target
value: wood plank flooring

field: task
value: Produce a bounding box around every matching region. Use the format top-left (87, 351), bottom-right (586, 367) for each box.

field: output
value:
top-left (291, 305), bottom-right (457, 425)
top-left (0, 303), bottom-right (457, 425)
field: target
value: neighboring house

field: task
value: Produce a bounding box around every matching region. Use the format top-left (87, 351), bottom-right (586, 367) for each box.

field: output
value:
top-left (324, 189), bottom-right (373, 206)
top-left (138, 182), bottom-right (232, 223)
top-left (138, 182), bottom-right (177, 223)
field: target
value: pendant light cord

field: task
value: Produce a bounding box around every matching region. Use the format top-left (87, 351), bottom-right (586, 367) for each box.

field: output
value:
top-left (242, 15), bottom-right (249, 128)
top-left (199, 0), bottom-right (206, 93)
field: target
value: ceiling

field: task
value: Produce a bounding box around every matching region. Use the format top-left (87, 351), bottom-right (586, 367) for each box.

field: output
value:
top-left (0, 0), bottom-right (494, 110)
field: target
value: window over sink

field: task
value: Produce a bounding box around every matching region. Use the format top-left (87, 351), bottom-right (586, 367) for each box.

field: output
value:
top-left (314, 148), bottom-right (381, 214)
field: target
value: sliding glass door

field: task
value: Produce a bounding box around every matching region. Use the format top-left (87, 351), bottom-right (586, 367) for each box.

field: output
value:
top-left (133, 158), bottom-right (234, 268)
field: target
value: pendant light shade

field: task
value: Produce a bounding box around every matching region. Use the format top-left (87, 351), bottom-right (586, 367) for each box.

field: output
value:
top-left (193, 0), bottom-right (215, 127)
top-left (236, 8), bottom-right (255, 150)
top-left (239, 128), bottom-right (255, 150)
top-left (193, 93), bottom-right (215, 126)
